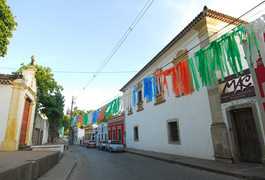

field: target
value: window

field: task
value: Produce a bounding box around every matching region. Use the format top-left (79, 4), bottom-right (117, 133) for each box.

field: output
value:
top-left (101, 134), bottom-right (103, 140)
top-left (113, 129), bottom-right (116, 140)
top-left (138, 90), bottom-right (142, 103)
top-left (154, 69), bottom-right (166, 106)
top-left (108, 130), bottom-right (110, 140)
top-left (105, 134), bottom-right (107, 140)
top-left (166, 119), bottom-right (181, 145)
top-left (118, 129), bottom-right (121, 141)
top-left (134, 125), bottom-right (139, 142)
top-left (136, 83), bottom-right (144, 112)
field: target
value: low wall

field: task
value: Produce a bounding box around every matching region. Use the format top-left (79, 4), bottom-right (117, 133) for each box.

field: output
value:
top-left (31, 145), bottom-right (64, 154)
top-left (0, 151), bottom-right (60, 180)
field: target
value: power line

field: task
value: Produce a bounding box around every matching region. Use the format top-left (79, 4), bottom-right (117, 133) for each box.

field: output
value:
top-left (128, 1), bottom-right (265, 88)
top-left (0, 67), bottom-right (151, 74)
top-left (80, 0), bottom-right (154, 94)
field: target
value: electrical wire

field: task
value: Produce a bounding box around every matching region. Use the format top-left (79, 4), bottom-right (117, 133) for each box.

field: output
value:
top-left (80, 0), bottom-right (154, 95)
top-left (0, 67), bottom-right (151, 74)
top-left (75, 1), bottom-right (265, 110)
top-left (127, 0), bottom-right (265, 89)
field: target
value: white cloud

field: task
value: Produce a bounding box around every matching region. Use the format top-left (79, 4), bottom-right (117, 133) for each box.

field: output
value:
top-left (62, 85), bottom-right (122, 112)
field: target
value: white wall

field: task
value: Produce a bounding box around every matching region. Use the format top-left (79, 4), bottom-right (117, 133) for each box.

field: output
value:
top-left (42, 120), bottom-right (49, 144)
top-left (0, 84), bottom-right (12, 148)
top-left (124, 29), bottom-right (215, 160)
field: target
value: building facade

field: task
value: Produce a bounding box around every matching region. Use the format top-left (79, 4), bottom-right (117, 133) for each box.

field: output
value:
top-left (97, 122), bottom-right (108, 144)
top-left (32, 114), bottom-right (49, 145)
top-left (107, 115), bottom-right (125, 145)
top-left (0, 64), bottom-right (37, 151)
top-left (120, 7), bottom-right (265, 164)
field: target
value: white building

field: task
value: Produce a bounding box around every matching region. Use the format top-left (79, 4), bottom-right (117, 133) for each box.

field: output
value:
top-left (97, 122), bottom-right (108, 144)
top-left (0, 62), bottom-right (37, 151)
top-left (120, 7), bottom-right (265, 164)
top-left (72, 127), bottom-right (85, 145)
top-left (32, 114), bottom-right (49, 145)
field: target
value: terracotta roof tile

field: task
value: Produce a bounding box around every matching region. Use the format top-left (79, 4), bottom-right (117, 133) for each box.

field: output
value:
top-left (0, 74), bottom-right (23, 85)
top-left (120, 6), bottom-right (248, 91)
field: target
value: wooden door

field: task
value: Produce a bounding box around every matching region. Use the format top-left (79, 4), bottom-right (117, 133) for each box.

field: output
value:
top-left (19, 100), bottom-right (30, 144)
top-left (40, 130), bottom-right (43, 145)
top-left (232, 108), bottom-right (262, 163)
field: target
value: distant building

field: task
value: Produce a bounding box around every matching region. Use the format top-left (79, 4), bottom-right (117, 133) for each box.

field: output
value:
top-left (107, 115), bottom-right (125, 145)
top-left (32, 114), bottom-right (49, 145)
top-left (97, 122), bottom-right (108, 144)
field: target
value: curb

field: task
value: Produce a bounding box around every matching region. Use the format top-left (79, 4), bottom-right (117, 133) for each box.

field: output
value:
top-left (63, 155), bottom-right (77, 180)
top-left (125, 151), bottom-right (264, 180)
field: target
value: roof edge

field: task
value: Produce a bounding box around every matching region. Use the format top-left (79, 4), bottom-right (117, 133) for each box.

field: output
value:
top-left (119, 6), bottom-right (248, 92)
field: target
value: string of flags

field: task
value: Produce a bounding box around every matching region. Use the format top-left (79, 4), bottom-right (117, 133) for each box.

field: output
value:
top-left (70, 15), bottom-right (265, 128)
top-left (71, 96), bottom-right (121, 127)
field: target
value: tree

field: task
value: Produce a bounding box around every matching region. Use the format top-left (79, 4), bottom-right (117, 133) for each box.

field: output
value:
top-left (0, 0), bottom-right (18, 57)
top-left (59, 115), bottom-right (69, 134)
top-left (14, 63), bottom-right (63, 112)
top-left (39, 90), bottom-right (65, 143)
top-left (14, 63), bottom-right (64, 143)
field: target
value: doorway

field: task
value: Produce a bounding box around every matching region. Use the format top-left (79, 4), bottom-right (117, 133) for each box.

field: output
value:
top-left (19, 99), bottom-right (30, 144)
top-left (232, 108), bottom-right (262, 163)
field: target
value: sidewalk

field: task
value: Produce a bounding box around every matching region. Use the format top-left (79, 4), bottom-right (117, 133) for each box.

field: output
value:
top-left (38, 149), bottom-right (76, 180)
top-left (0, 150), bottom-right (61, 180)
top-left (125, 148), bottom-right (265, 180)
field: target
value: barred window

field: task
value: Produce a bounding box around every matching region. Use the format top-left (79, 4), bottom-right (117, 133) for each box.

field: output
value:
top-left (167, 119), bottom-right (181, 145)
top-left (134, 126), bottom-right (139, 141)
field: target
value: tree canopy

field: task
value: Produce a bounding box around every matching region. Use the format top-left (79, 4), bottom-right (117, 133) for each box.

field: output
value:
top-left (39, 90), bottom-right (65, 142)
top-left (0, 0), bottom-right (18, 57)
top-left (14, 63), bottom-right (65, 142)
top-left (14, 63), bottom-right (63, 112)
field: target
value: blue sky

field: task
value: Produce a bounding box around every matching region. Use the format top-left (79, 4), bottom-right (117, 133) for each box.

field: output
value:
top-left (1, 0), bottom-right (264, 111)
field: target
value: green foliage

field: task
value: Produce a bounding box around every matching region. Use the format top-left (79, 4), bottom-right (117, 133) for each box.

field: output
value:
top-left (39, 90), bottom-right (64, 125)
top-left (39, 90), bottom-right (65, 142)
top-left (0, 0), bottom-right (18, 57)
top-left (72, 106), bottom-right (85, 117)
top-left (59, 115), bottom-right (69, 132)
top-left (13, 63), bottom-right (64, 143)
top-left (72, 107), bottom-right (93, 118)
top-left (95, 113), bottom-right (122, 125)
top-left (13, 63), bottom-right (63, 112)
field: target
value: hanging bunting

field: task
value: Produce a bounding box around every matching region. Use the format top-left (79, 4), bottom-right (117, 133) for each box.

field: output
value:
top-left (97, 104), bottom-right (108, 121)
top-left (76, 115), bottom-right (84, 127)
top-left (92, 109), bottom-right (99, 124)
top-left (188, 57), bottom-right (200, 91)
top-left (143, 77), bottom-right (153, 101)
top-left (83, 114), bottom-right (88, 125)
top-left (132, 86), bottom-right (138, 107)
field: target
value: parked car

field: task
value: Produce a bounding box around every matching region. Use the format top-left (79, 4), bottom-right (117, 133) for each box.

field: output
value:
top-left (87, 140), bottom-right (96, 148)
top-left (98, 140), bottom-right (108, 150)
top-left (105, 140), bottom-right (124, 152)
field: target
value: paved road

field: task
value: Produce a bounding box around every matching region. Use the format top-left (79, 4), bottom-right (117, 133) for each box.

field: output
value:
top-left (69, 145), bottom-right (244, 180)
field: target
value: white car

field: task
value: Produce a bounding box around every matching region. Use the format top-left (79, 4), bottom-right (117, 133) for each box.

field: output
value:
top-left (105, 140), bottom-right (124, 152)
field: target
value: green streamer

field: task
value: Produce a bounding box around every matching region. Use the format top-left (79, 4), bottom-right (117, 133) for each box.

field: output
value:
top-left (188, 57), bottom-right (200, 91)
top-left (83, 114), bottom-right (88, 125)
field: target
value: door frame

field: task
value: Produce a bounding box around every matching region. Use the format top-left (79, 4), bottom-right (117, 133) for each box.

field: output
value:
top-left (225, 100), bottom-right (265, 164)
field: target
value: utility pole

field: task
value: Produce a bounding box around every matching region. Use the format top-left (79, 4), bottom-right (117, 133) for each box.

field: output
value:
top-left (68, 96), bottom-right (74, 145)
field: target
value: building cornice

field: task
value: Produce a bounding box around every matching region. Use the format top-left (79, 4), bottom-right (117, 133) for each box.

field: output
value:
top-left (119, 6), bottom-right (248, 92)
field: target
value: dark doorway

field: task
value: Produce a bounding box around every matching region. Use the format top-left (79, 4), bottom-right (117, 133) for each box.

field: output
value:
top-left (19, 99), bottom-right (30, 144)
top-left (232, 108), bottom-right (262, 163)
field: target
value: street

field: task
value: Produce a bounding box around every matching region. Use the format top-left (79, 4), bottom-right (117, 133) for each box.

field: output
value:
top-left (68, 145), bottom-right (244, 180)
